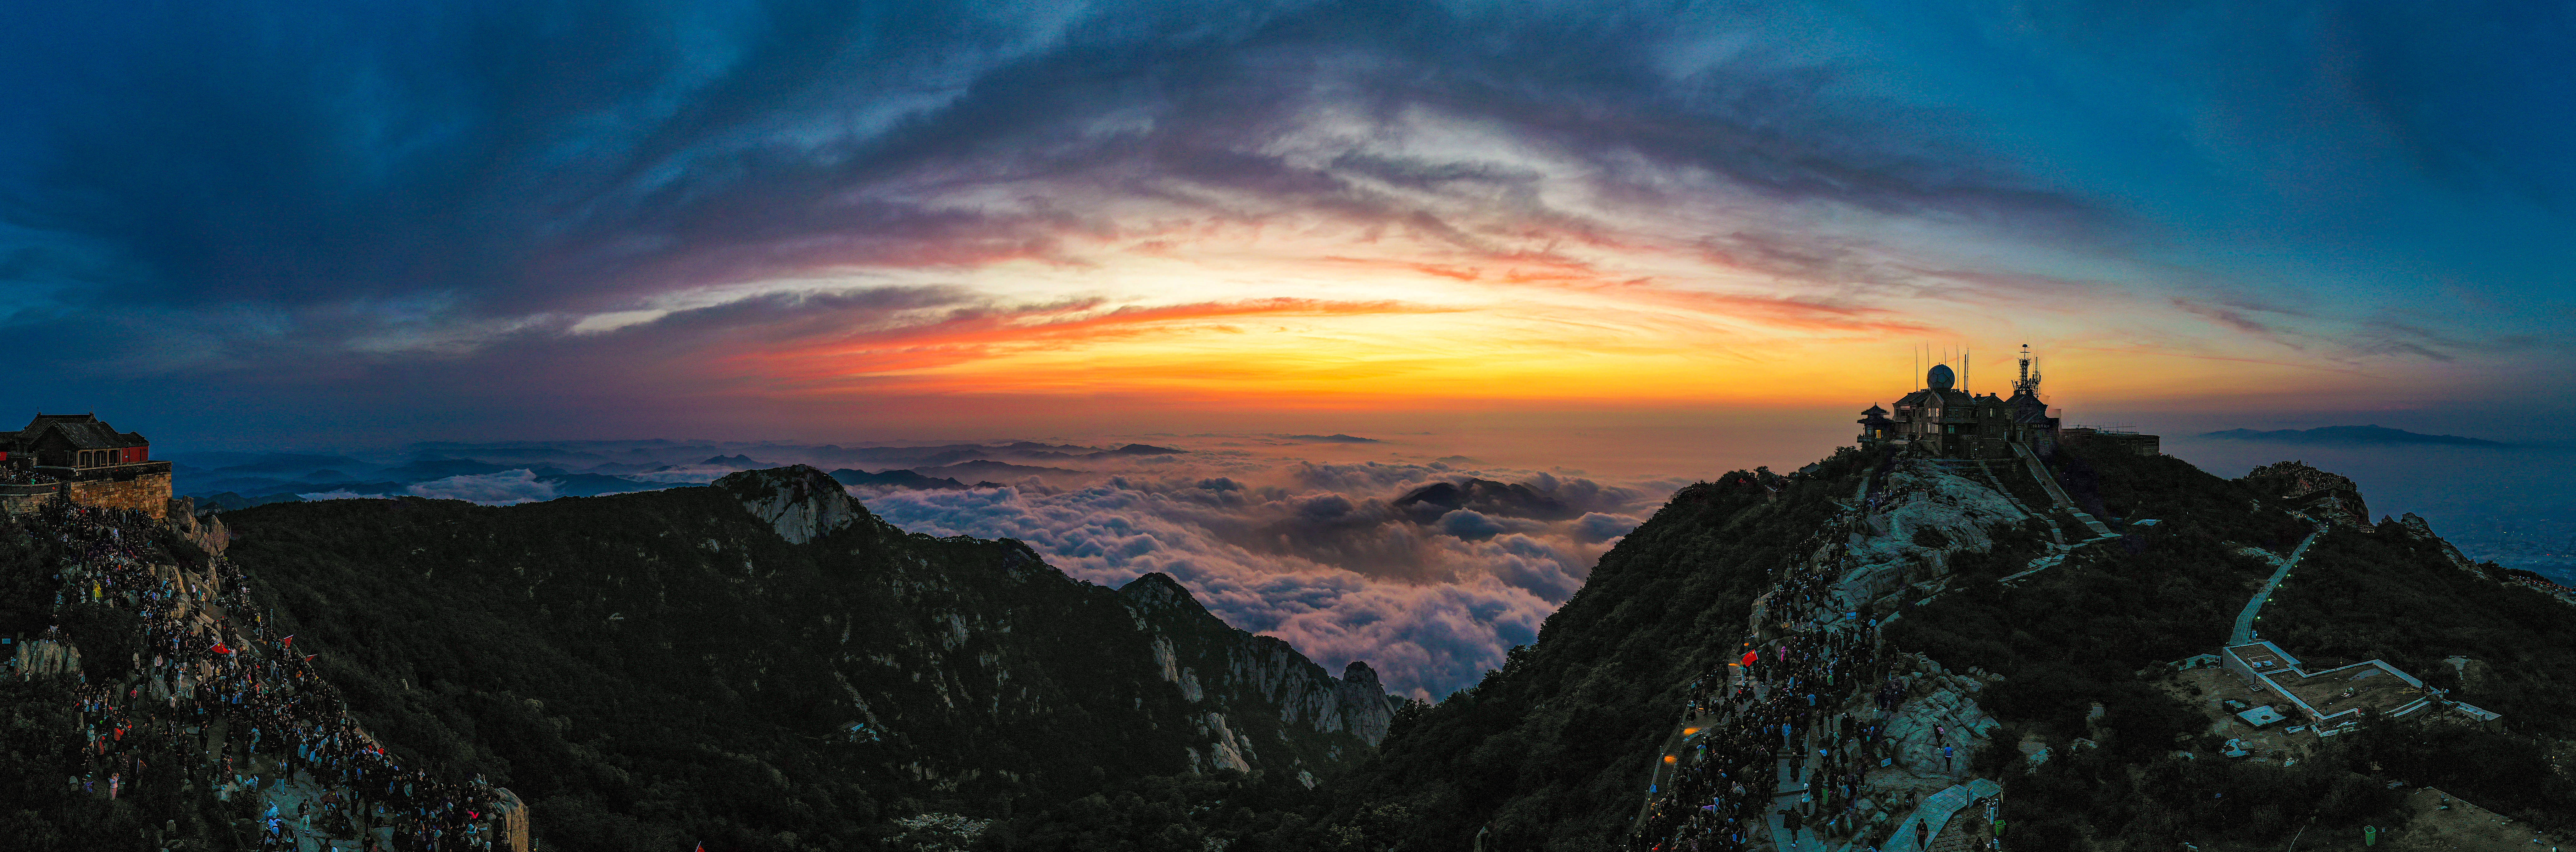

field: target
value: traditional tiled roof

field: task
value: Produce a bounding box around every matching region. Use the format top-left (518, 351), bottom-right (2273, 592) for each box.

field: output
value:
top-left (14, 414), bottom-right (147, 449)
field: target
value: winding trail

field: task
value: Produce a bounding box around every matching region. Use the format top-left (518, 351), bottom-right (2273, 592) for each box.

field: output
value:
top-left (2230, 521), bottom-right (2327, 645)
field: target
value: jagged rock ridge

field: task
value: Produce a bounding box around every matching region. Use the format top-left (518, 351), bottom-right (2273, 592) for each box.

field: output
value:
top-left (1119, 572), bottom-right (1395, 766)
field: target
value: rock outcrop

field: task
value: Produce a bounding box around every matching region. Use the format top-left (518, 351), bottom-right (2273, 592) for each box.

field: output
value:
top-left (718, 465), bottom-right (867, 544)
top-left (1333, 661), bottom-right (1394, 744)
top-left (2241, 461), bottom-right (2371, 528)
top-left (12, 638), bottom-right (80, 676)
top-left (1878, 657), bottom-right (2002, 782)
top-left (1119, 572), bottom-right (1398, 748)
top-left (166, 497), bottom-right (229, 557)
top-left (1837, 460), bottom-right (2026, 610)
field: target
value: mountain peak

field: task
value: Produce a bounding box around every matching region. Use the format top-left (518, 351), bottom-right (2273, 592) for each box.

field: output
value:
top-left (1394, 478), bottom-right (1576, 521)
top-left (1106, 443), bottom-right (1185, 456)
top-left (1341, 660), bottom-right (1383, 688)
top-left (1119, 572), bottom-right (1213, 618)
top-left (716, 465), bottom-right (870, 544)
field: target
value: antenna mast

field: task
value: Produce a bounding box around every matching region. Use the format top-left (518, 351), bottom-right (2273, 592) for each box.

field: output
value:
top-left (2014, 343), bottom-right (2043, 397)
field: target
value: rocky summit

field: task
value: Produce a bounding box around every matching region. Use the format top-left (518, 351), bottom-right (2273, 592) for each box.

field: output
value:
top-left (1324, 438), bottom-right (2576, 852)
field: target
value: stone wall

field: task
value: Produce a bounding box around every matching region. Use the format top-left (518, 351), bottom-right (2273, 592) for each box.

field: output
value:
top-left (64, 471), bottom-right (172, 518)
top-left (0, 484), bottom-right (53, 515)
top-left (496, 788), bottom-right (533, 852)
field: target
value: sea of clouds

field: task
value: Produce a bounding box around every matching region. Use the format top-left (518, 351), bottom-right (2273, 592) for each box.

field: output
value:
top-left (849, 452), bottom-right (1682, 700)
top-left (280, 435), bottom-right (1694, 700)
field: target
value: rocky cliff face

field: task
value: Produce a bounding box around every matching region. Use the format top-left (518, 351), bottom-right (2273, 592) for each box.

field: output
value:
top-left (165, 496), bottom-right (229, 556)
top-left (718, 466), bottom-right (868, 544)
top-left (1119, 571), bottom-right (1396, 770)
top-left (2395, 512), bottom-right (2481, 572)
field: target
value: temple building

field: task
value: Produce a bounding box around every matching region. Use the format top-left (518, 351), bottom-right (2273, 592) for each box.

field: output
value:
top-left (0, 413), bottom-right (174, 517)
top-left (1858, 345), bottom-right (2062, 459)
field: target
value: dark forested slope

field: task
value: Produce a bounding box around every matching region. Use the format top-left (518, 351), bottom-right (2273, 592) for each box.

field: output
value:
top-left (1328, 452), bottom-right (1874, 850)
top-left (216, 467), bottom-right (1390, 852)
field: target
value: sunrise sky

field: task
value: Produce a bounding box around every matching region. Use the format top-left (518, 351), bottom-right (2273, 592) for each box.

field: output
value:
top-left (7, 0), bottom-right (2573, 701)
top-left (2, 0), bottom-right (2568, 449)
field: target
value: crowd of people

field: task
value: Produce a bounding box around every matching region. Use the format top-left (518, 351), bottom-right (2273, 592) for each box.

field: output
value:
top-left (26, 500), bottom-right (507, 851)
top-left (1629, 511), bottom-right (1925, 852)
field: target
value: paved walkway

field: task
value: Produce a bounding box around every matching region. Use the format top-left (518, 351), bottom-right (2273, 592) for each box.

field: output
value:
top-left (1874, 779), bottom-right (2001, 852)
top-left (2230, 522), bottom-right (2325, 645)
top-left (1764, 727), bottom-right (1827, 852)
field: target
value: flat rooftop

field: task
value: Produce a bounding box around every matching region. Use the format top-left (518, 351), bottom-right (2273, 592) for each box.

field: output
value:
top-left (2273, 662), bottom-right (2427, 718)
top-left (2230, 643), bottom-right (2294, 673)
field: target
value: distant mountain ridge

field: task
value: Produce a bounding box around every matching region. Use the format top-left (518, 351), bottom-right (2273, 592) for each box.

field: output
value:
top-left (1394, 478), bottom-right (1578, 521)
top-left (828, 468), bottom-right (1005, 491)
top-left (172, 439), bottom-right (1184, 508)
top-left (2200, 424), bottom-right (2510, 447)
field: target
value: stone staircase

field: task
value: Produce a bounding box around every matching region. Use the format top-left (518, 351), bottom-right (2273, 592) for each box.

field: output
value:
top-left (1874, 779), bottom-right (2002, 852)
top-left (2008, 443), bottom-right (2115, 537)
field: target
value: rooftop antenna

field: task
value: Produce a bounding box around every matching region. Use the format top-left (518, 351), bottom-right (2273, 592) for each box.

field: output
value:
top-left (2014, 343), bottom-right (2044, 397)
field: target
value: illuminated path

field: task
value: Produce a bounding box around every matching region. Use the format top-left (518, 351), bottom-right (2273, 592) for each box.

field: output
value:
top-left (2230, 520), bottom-right (2327, 645)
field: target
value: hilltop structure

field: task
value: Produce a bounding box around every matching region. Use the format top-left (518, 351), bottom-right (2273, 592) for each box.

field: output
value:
top-left (1859, 345), bottom-right (2157, 458)
top-left (0, 412), bottom-right (174, 517)
top-left (2221, 640), bottom-right (2501, 733)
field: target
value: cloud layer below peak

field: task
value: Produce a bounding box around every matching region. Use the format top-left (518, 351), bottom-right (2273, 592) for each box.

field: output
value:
top-left (852, 451), bottom-right (1675, 699)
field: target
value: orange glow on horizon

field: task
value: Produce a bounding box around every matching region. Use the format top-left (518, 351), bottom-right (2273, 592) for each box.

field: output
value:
top-left (571, 205), bottom-right (2478, 420)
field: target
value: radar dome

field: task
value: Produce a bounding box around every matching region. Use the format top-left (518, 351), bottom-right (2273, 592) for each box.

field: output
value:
top-left (1926, 363), bottom-right (1956, 390)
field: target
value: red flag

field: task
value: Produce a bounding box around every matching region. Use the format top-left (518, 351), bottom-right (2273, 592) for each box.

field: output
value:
top-left (1740, 650), bottom-right (1757, 667)
top-left (211, 642), bottom-right (231, 655)
top-left (282, 635), bottom-right (295, 648)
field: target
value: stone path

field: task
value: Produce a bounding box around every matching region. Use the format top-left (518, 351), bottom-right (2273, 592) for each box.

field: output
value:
top-left (240, 747), bottom-right (386, 851)
top-left (1763, 727), bottom-right (1827, 852)
top-left (1996, 533), bottom-right (2124, 586)
top-left (1872, 779), bottom-right (2001, 852)
top-left (2230, 522), bottom-right (2326, 645)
